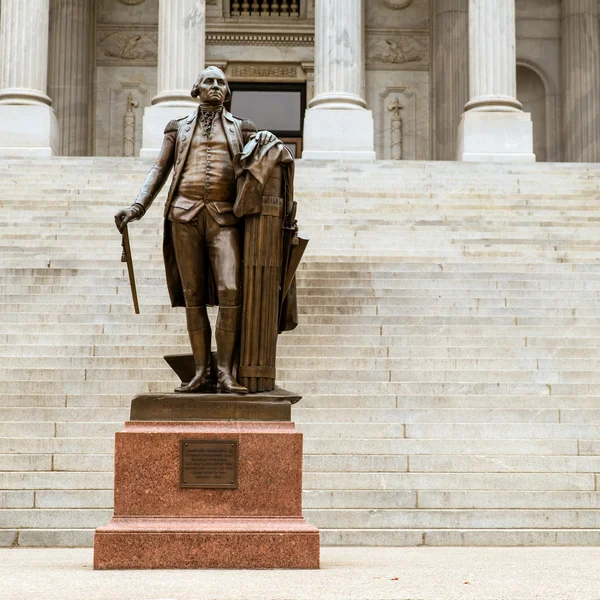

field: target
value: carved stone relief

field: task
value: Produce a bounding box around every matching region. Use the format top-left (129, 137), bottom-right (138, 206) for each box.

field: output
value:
top-left (98, 27), bottom-right (158, 66)
top-left (380, 0), bottom-right (415, 9)
top-left (123, 93), bottom-right (140, 157)
top-left (109, 83), bottom-right (149, 157)
top-left (367, 32), bottom-right (428, 69)
top-left (226, 64), bottom-right (303, 80)
top-left (95, 64), bottom-right (156, 157)
top-left (387, 97), bottom-right (404, 160)
top-left (378, 86), bottom-right (416, 160)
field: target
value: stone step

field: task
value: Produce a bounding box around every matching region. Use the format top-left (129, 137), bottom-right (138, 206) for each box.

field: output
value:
top-left (2, 367), bottom-right (600, 386)
top-left (0, 392), bottom-right (592, 410)
top-left (304, 509), bottom-right (600, 529)
top-left (2, 508), bottom-right (600, 531)
top-left (4, 343), bottom-right (600, 359)
top-left (0, 437), bottom-right (586, 456)
top-left (304, 490), bottom-right (600, 510)
top-left (3, 420), bottom-right (597, 440)
top-left (3, 355), bottom-right (600, 373)
top-left (2, 406), bottom-right (593, 424)
top-left (7, 452), bottom-right (599, 474)
top-left (4, 527), bottom-right (600, 548)
top-left (302, 472), bottom-right (596, 491)
top-left (318, 528), bottom-right (600, 547)
top-left (0, 393), bottom-right (598, 411)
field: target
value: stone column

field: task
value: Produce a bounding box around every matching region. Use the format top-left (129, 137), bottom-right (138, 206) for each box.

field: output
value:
top-left (433, 0), bottom-right (468, 161)
top-left (302, 0), bottom-right (375, 160)
top-left (48, 0), bottom-right (93, 156)
top-left (141, 0), bottom-right (205, 157)
top-left (561, 0), bottom-right (600, 162)
top-left (457, 0), bottom-right (535, 161)
top-left (0, 0), bottom-right (60, 156)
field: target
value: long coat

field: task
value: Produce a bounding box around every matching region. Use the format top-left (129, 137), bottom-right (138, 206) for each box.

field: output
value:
top-left (133, 107), bottom-right (244, 308)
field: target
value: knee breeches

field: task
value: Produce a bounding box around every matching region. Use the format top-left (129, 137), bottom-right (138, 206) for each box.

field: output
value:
top-left (171, 210), bottom-right (242, 308)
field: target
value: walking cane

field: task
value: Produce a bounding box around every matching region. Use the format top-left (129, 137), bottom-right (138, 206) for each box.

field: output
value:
top-left (119, 223), bottom-right (140, 314)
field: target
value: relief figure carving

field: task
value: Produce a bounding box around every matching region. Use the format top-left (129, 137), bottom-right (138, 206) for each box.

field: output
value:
top-left (367, 36), bottom-right (427, 65)
top-left (99, 32), bottom-right (158, 61)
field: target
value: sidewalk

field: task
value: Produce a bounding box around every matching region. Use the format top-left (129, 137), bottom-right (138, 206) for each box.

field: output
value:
top-left (1, 547), bottom-right (599, 600)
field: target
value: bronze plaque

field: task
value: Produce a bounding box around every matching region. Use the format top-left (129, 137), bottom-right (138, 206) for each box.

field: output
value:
top-left (180, 440), bottom-right (238, 489)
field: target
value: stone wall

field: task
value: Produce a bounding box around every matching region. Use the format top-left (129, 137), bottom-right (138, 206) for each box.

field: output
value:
top-left (366, 0), bottom-right (431, 160)
top-left (94, 0), bottom-right (159, 157)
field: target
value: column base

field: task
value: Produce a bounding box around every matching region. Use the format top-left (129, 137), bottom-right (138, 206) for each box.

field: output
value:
top-left (457, 110), bottom-right (536, 162)
top-left (0, 105), bottom-right (60, 157)
top-left (302, 108), bottom-right (376, 161)
top-left (94, 517), bottom-right (320, 570)
top-left (140, 103), bottom-right (198, 159)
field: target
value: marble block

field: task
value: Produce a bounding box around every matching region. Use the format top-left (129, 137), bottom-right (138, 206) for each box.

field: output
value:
top-left (140, 103), bottom-right (198, 159)
top-left (457, 110), bottom-right (536, 163)
top-left (94, 420), bottom-right (320, 569)
top-left (0, 105), bottom-right (60, 157)
top-left (302, 108), bottom-right (376, 161)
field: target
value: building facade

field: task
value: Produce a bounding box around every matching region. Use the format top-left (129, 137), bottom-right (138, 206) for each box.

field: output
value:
top-left (0, 0), bottom-right (598, 162)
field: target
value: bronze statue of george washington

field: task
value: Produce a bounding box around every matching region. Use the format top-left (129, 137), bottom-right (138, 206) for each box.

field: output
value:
top-left (114, 66), bottom-right (280, 395)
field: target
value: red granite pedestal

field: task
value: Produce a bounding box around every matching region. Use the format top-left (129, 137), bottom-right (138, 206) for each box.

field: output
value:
top-left (94, 414), bottom-right (320, 569)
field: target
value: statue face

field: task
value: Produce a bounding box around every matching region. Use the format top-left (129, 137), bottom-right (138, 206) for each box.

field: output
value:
top-left (197, 68), bottom-right (228, 106)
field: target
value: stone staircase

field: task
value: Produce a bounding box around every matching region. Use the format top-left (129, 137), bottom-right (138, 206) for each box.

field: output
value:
top-left (0, 157), bottom-right (599, 547)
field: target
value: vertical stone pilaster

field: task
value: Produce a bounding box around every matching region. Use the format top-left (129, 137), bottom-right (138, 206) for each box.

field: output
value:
top-left (457, 0), bottom-right (535, 162)
top-left (302, 0), bottom-right (375, 160)
top-left (561, 0), bottom-right (600, 162)
top-left (141, 0), bottom-right (206, 157)
top-left (0, 0), bottom-right (52, 105)
top-left (433, 0), bottom-right (469, 160)
top-left (0, 0), bottom-right (60, 155)
top-left (48, 0), bottom-right (93, 156)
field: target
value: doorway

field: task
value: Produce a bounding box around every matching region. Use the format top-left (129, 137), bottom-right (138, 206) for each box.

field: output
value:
top-left (228, 82), bottom-right (306, 158)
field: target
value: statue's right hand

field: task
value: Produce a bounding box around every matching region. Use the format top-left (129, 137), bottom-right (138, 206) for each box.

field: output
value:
top-left (114, 206), bottom-right (143, 233)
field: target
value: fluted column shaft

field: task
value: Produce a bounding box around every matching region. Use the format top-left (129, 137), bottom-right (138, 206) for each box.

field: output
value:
top-left (433, 0), bottom-right (469, 160)
top-left (309, 0), bottom-right (366, 109)
top-left (48, 0), bottom-right (93, 156)
top-left (561, 0), bottom-right (600, 162)
top-left (0, 0), bottom-right (52, 105)
top-left (465, 0), bottom-right (521, 112)
top-left (154, 0), bottom-right (206, 106)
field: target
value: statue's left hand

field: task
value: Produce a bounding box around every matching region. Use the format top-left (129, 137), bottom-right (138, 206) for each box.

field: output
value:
top-left (256, 130), bottom-right (277, 146)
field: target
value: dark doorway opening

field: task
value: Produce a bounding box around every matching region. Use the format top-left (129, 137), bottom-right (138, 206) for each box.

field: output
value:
top-left (227, 82), bottom-right (306, 158)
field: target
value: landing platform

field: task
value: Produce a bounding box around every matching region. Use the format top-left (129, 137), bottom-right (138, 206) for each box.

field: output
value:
top-left (1, 547), bottom-right (599, 600)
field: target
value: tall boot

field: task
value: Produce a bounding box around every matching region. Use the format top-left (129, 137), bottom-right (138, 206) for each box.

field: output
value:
top-left (176, 306), bottom-right (212, 393)
top-left (216, 305), bottom-right (248, 394)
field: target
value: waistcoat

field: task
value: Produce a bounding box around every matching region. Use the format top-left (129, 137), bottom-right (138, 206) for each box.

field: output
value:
top-left (176, 112), bottom-right (236, 205)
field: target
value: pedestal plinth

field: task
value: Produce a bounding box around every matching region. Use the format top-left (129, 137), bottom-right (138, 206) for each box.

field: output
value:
top-left (94, 392), bottom-right (320, 569)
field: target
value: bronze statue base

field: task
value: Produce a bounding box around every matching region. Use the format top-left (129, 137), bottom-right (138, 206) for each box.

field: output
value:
top-left (130, 388), bottom-right (301, 422)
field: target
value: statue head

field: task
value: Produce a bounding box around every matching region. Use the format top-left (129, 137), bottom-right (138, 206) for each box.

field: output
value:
top-left (191, 66), bottom-right (231, 106)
